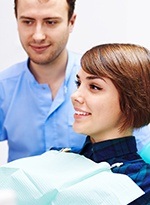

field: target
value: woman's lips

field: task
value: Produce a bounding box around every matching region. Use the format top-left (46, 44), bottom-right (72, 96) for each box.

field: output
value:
top-left (74, 108), bottom-right (91, 119)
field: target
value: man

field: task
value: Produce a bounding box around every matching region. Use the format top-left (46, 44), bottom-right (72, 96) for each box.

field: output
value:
top-left (0, 0), bottom-right (85, 162)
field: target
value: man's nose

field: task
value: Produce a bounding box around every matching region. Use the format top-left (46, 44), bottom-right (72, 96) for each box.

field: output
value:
top-left (32, 24), bottom-right (46, 42)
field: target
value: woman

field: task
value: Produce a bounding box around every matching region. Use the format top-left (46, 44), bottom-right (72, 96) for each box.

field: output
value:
top-left (71, 43), bottom-right (150, 204)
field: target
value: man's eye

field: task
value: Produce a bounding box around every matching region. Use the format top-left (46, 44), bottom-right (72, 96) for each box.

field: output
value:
top-left (22, 20), bottom-right (33, 25)
top-left (46, 21), bottom-right (56, 25)
top-left (75, 80), bottom-right (81, 88)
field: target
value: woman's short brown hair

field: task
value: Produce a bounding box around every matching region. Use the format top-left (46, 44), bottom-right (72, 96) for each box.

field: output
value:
top-left (81, 43), bottom-right (150, 131)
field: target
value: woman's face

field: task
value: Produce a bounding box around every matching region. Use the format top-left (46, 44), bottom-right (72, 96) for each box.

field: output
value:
top-left (71, 68), bottom-right (124, 142)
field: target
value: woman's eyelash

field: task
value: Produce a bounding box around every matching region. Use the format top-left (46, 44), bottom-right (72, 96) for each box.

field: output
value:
top-left (90, 84), bottom-right (102, 90)
top-left (75, 80), bottom-right (81, 87)
top-left (75, 80), bottom-right (102, 90)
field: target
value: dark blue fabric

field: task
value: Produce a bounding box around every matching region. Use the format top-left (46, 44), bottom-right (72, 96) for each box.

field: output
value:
top-left (80, 136), bottom-right (150, 204)
top-left (128, 192), bottom-right (150, 205)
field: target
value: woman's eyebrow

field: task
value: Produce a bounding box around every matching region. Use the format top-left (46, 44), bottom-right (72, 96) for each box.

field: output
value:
top-left (86, 75), bottom-right (105, 82)
top-left (76, 74), bottom-right (105, 82)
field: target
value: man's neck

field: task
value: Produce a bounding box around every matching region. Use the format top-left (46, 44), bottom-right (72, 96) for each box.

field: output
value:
top-left (29, 50), bottom-right (68, 99)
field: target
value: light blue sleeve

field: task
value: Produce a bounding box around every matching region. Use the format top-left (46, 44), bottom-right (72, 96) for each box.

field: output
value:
top-left (133, 124), bottom-right (150, 163)
top-left (139, 142), bottom-right (150, 164)
top-left (0, 84), bottom-right (6, 141)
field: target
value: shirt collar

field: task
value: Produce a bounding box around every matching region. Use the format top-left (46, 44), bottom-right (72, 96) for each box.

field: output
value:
top-left (80, 136), bottom-right (137, 163)
top-left (25, 51), bottom-right (81, 85)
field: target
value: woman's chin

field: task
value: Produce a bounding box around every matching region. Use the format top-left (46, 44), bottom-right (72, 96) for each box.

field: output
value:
top-left (73, 124), bottom-right (86, 135)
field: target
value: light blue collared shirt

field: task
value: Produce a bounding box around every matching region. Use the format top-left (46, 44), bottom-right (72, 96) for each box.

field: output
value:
top-left (0, 51), bottom-right (86, 162)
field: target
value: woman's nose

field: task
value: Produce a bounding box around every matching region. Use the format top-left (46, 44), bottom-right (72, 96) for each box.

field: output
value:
top-left (71, 89), bottom-right (84, 104)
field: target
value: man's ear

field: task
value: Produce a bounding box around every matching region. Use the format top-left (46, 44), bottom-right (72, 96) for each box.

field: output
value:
top-left (69, 13), bottom-right (77, 33)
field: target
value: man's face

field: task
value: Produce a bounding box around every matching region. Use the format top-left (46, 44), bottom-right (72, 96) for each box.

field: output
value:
top-left (16, 0), bottom-right (76, 65)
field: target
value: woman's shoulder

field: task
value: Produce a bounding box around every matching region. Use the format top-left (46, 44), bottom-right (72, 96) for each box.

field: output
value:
top-left (112, 158), bottom-right (150, 193)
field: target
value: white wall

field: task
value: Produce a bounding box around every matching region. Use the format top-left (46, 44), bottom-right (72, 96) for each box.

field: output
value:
top-left (0, 0), bottom-right (150, 165)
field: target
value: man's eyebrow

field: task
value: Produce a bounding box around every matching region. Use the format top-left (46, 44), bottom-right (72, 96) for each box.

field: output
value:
top-left (19, 16), bottom-right (61, 20)
top-left (19, 16), bottom-right (34, 20)
top-left (43, 17), bottom-right (61, 21)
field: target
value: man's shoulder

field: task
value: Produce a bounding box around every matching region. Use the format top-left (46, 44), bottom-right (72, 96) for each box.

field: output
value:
top-left (67, 50), bottom-right (82, 73)
top-left (68, 50), bottom-right (82, 58)
top-left (68, 50), bottom-right (82, 64)
top-left (0, 60), bottom-right (28, 81)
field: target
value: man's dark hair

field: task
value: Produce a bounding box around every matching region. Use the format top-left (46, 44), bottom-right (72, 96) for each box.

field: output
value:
top-left (14, 0), bottom-right (76, 20)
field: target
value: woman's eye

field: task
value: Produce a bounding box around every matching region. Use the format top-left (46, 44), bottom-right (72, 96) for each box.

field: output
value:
top-left (75, 80), bottom-right (81, 88)
top-left (90, 84), bottom-right (102, 90)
